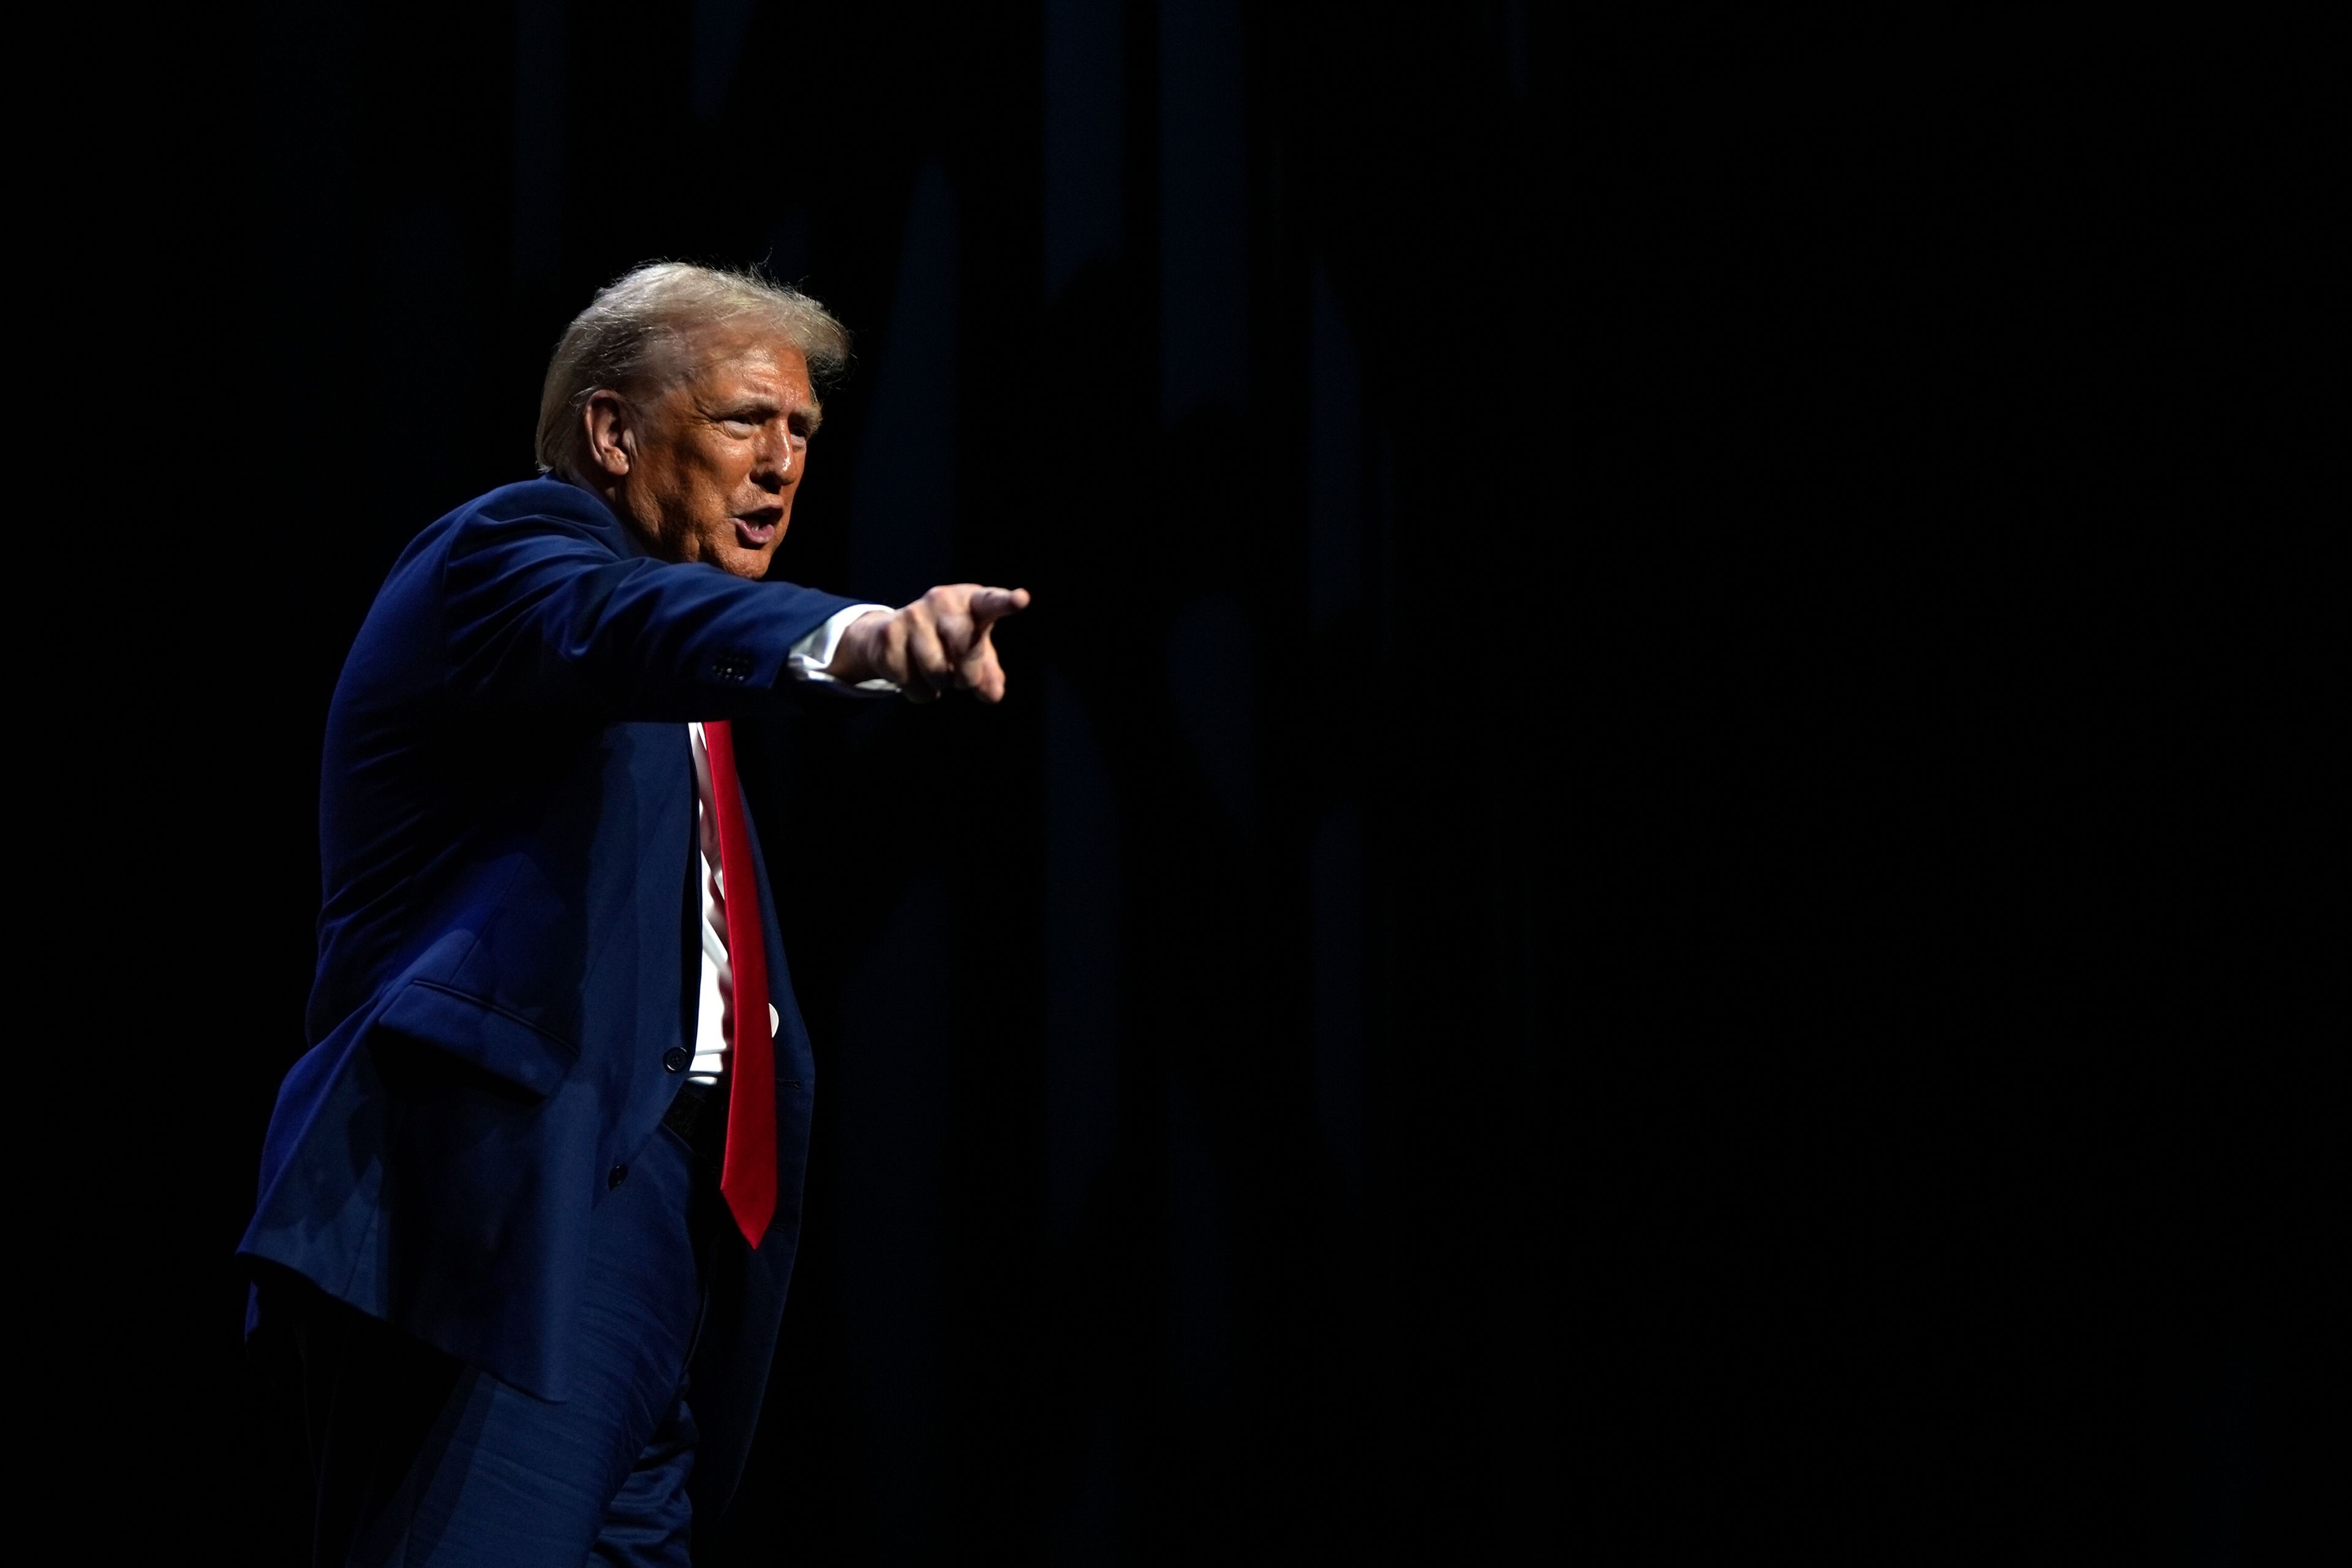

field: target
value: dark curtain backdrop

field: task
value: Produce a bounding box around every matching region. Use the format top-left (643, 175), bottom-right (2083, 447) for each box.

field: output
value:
top-left (70, 6), bottom-right (2327, 1564)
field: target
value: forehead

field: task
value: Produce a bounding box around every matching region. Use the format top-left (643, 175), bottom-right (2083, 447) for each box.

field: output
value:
top-left (671, 326), bottom-right (814, 401)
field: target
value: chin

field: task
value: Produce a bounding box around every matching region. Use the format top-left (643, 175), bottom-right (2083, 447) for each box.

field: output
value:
top-left (718, 547), bottom-right (774, 581)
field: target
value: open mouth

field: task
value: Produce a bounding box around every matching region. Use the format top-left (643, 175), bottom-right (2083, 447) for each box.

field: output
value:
top-left (731, 510), bottom-right (783, 548)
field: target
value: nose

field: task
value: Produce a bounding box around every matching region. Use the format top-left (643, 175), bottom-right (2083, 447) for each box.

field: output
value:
top-left (750, 428), bottom-right (793, 492)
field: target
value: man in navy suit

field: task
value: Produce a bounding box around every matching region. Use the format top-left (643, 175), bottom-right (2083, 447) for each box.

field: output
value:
top-left (241, 263), bottom-right (1027, 1565)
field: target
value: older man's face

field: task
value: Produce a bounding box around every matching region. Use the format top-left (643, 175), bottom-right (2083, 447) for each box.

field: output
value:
top-left (621, 330), bottom-right (820, 579)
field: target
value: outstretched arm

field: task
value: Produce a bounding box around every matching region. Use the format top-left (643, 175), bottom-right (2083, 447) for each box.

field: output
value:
top-left (440, 494), bottom-right (860, 721)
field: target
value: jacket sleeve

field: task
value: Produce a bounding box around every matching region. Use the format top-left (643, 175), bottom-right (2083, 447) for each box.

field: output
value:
top-left (439, 494), bottom-right (862, 722)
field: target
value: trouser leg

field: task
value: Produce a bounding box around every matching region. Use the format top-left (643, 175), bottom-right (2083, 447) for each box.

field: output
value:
top-left (256, 1122), bottom-right (711, 1568)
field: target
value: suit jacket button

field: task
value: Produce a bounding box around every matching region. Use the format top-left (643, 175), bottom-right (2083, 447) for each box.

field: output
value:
top-left (608, 1164), bottom-right (628, 1189)
top-left (663, 1046), bottom-right (690, 1073)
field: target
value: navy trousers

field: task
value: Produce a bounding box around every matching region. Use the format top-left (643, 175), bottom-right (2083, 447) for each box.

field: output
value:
top-left (255, 1120), bottom-right (724, 1567)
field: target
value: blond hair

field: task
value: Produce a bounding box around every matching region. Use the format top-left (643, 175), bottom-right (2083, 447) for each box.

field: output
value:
top-left (535, 262), bottom-right (851, 475)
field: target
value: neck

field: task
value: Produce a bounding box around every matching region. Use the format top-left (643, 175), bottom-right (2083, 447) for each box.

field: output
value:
top-left (559, 469), bottom-right (677, 561)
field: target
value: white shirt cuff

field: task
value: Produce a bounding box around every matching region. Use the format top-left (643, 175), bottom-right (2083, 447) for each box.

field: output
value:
top-left (786, 603), bottom-right (899, 692)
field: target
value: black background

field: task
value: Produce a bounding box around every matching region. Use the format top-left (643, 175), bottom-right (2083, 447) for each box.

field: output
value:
top-left (64, 6), bottom-right (2330, 1563)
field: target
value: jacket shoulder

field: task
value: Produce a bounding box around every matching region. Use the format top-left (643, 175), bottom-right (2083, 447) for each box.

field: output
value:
top-left (362, 478), bottom-right (620, 592)
top-left (435, 478), bottom-right (630, 561)
top-left (467, 477), bottom-right (622, 530)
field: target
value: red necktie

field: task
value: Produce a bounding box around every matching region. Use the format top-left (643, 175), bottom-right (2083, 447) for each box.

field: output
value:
top-left (700, 720), bottom-right (778, 1247)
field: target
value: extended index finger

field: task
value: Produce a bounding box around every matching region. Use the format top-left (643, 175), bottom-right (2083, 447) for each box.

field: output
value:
top-left (968, 586), bottom-right (1031, 626)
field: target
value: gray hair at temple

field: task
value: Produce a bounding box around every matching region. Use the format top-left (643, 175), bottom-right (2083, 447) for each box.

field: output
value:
top-left (535, 262), bottom-right (852, 476)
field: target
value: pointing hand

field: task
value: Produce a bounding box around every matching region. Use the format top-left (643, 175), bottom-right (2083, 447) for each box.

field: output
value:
top-left (828, 584), bottom-right (1032, 703)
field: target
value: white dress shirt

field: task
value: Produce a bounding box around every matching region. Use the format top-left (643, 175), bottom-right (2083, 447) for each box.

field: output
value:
top-left (687, 601), bottom-right (891, 1084)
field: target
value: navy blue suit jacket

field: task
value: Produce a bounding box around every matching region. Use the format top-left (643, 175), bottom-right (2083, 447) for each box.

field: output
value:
top-left (240, 478), bottom-right (858, 1485)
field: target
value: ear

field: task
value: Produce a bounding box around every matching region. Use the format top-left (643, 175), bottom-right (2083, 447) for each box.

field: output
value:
top-left (582, 390), bottom-right (637, 478)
